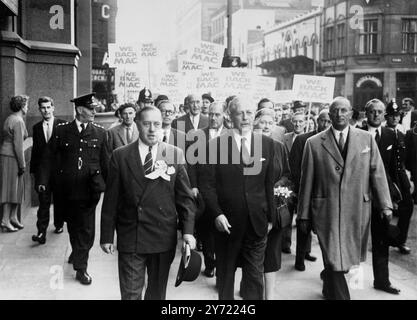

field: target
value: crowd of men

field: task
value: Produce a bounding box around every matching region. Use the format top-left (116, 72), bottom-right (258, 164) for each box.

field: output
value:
top-left (26, 87), bottom-right (416, 300)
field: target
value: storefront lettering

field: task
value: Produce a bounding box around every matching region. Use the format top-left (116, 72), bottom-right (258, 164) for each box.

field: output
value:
top-left (102, 4), bottom-right (110, 19)
top-left (49, 5), bottom-right (64, 30)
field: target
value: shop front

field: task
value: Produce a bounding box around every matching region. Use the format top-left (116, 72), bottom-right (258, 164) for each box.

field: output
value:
top-left (353, 73), bottom-right (384, 110)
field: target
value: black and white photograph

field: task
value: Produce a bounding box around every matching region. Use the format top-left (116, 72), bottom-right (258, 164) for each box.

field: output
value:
top-left (0, 0), bottom-right (417, 304)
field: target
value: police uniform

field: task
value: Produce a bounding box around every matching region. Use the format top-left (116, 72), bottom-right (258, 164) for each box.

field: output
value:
top-left (137, 87), bottom-right (153, 106)
top-left (40, 93), bottom-right (108, 284)
top-left (386, 101), bottom-right (413, 254)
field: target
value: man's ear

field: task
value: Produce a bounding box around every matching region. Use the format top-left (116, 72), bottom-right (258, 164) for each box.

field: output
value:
top-left (75, 106), bottom-right (83, 115)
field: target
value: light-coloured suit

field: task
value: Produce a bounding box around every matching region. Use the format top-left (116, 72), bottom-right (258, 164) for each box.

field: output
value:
top-left (106, 123), bottom-right (139, 160)
top-left (297, 127), bottom-right (392, 272)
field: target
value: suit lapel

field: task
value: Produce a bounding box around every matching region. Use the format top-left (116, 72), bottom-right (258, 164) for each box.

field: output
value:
top-left (344, 128), bottom-right (361, 167)
top-left (321, 128), bottom-right (344, 167)
top-left (37, 122), bottom-right (47, 145)
top-left (132, 123), bottom-right (139, 142)
top-left (117, 125), bottom-right (128, 145)
top-left (126, 141), bottom-right (146, 192)
top-left (284, 133), bottom-right (293, 153)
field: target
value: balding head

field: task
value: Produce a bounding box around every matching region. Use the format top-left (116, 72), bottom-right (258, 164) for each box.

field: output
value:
top-left (329, 97), bottom-right (352, 131)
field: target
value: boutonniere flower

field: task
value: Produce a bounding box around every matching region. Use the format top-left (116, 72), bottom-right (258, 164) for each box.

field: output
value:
top-left (145, 160), bottom-right (176, 181)
top-left (274, 186), bottom-right (293, 206)
top-left (361, 146), bottom-right (370, 154)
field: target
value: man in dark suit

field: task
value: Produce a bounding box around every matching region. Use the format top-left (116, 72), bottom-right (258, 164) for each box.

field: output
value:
top-left (105, 103), bottom-right (139, 161)
top-left (38, 93), bottom-right (108, 285)
top-left (282, 111), bottom-right (306, 254)
top-left (363, 98), bottom-right (401, 295)
top-left (290, 109), bottom-right (331, 271)
top-left (31, 96), bottom-right (66, 244)
top-left (200, 96), bottom-right (276, 300)
top-left (385, 100), bottom-right (413, 255)
top-left (100, 106), bottom-right (196, 300)
top-left (188, 101), bottom-right (228, 278)
top-left (172, 94), bottom-right (209, 134)
top-left (298, 97), bottom-right (392, 300)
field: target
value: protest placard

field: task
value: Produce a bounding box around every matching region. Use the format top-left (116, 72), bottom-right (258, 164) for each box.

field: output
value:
top-left (115, 69), bottom-right (144, 103)
top-left (215, 69), bottom-right (255, 101)
top-left (153, 72), bottom-right (185, 105)
top-left (252, 76), bottom-right (277, 103)
top-left (140, 42), bottom-right (160, 58)
top-left (292, 75), bottom-right (335, 103)
top-left (108, 43), bottom-right (141, 68)
top-left (185, 41), bottom-right (225, 69)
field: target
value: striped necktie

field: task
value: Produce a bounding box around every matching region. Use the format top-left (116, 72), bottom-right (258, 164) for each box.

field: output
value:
top-left (143, 146), bottom-right (153, 175)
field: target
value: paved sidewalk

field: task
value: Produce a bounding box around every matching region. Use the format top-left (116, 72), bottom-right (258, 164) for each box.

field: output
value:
top-left (0, 199), bottom-right (416, 300)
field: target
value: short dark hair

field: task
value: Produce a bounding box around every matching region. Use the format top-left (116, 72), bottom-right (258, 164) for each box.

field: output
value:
top-left (154, 94), bottom-right (169, 107)
top-left (135, 106), bottom-right (161, 122)
top-left (118, 103), bottom-right (137, 114)
top-left (10, 95), bottom-right (29, 112)
top-left (38, 96), bottom-right (54, 107)
top-left (257, 98), bottom-right (274, 110)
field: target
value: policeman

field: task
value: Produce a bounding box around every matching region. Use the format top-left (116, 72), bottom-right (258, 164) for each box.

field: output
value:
top-left (385, 99), bottom-right (413, 255)
top-left (39, 93), bottom-right (108, 285)
top-left (137, 87), bottom-right (153, 110)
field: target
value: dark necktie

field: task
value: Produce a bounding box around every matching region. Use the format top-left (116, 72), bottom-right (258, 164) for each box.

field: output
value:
top-left (80, 123), bottom-right (86, 134)
top-left (338, 132), bottom-right (345, 154)
top-left (241, 137), bottom-right (251, 165)
top-left (163, 133), bottom-right (168, 143)
top-left (143, 146), bottom-right (153, 175)
top-left (375, 129), bottom-right (380, 145)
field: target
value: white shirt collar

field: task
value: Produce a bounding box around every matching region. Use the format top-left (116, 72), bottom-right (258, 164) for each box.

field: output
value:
top-left (75, 119), bottom-right (88, 132)
top-left (209, 125), bottom-right (224, 139)
top-left (331, 126), bottom-right (350, 140)
top-left (138, 138), bottom-right (158, 166)
top-left (189, 113), bottom-right (200, 128)
top-left (232, 129), bottom-right (252, 152)
top-left (367, 125), bottom-right (381, 138)
top-left (43, 117), bottom-right (54, 126)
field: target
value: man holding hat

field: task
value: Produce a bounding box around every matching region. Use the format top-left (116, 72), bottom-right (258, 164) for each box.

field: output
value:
top-left (137, 87), bottom-right (153, 110)
top-left (38, 93), bottom-right (108, 285)
top-left (385, 100), bottom-right (413, 255)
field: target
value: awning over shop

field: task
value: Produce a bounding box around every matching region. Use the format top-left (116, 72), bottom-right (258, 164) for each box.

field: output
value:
top-left (0, 0), bottom-right (18, 15)
top-left (258, 56), bottom-right (318, 75)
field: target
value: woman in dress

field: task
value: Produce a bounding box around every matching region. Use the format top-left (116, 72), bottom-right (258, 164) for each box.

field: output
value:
top-left (254, 108), bottom-right (291, 299)
top-left (0, 95), bottom-right (29, 232)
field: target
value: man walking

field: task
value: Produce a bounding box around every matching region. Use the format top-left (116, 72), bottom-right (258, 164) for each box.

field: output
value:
top-left (100, 106), bottom-right (196, 300)
top-left (172, 94), bottom-right (209, 133)
top-left (39, 93), bottom-right (108, 285)
top-left (200, 96), bottom-right (276, 300)
top-left (31, 97), bottom-right (66, 244)
top-left (297, 97), bottom-right (392, 300)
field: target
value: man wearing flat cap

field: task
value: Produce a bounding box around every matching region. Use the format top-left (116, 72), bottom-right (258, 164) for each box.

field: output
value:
top-left (39, 93), bottom-right (108, 285)
top-left (137, 87), bottom-right (153, 110)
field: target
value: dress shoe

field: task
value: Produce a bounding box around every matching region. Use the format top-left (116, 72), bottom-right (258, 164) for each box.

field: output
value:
top-left (203, 268), bottom-right (215, 278)
top-left (32, 233), bottom-right (46, 245)
top-left (68, 252), bottom-right (74, 264)
top-left (1, 222), bottom-right (18, 233)
top-left (10, 219), bottom-right (24, 230)
top-left (305, 253), bottom-right (317, 262)
top-left (398, 244), bottom-right (411, 255)
top-left (294, 262), bottom-right (306, 271)
top-left (374, 284), bottom-right (400, 295)
top-left (76, 270), bottom-right (92, 285)
top-left (282, 247), bottom-right (291, 254)
top-left (54, 227), bottom-right (64, 234)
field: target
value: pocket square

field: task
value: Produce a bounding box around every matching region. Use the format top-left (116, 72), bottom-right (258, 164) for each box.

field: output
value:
top-left (361, 147), bottom-right (371, 154)
top-left (387, 145), bottom-right (393, 150)
top-left (260, 158), bottom-right (266, 162)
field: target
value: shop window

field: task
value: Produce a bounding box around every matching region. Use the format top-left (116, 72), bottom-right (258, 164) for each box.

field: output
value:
top-left (359, 19), bottom-right (378, 55)
top-left (402, 19), bottom-right (417, 53)
top-left (303, 40), bottom-right (308, 56)
top-left (336, 23), bottom-right (345, 57)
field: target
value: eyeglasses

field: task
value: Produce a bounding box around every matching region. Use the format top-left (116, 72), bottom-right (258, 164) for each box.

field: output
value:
top-left (161, 110), bottom-right (175, 116)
